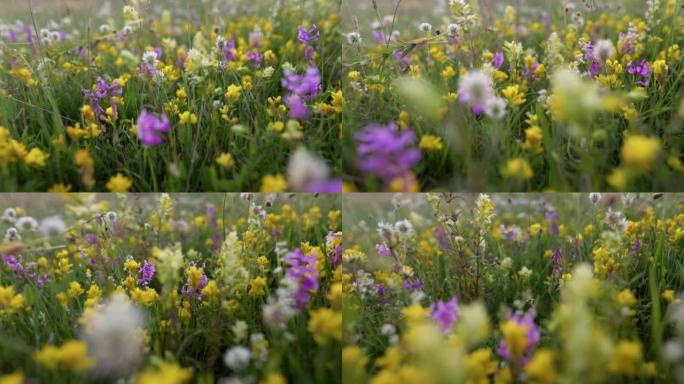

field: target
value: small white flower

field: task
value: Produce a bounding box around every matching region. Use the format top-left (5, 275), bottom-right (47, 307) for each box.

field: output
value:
top-left (447, 23), bottom-right (460, 36)
top-left (4, 227), bottom-right (20, 242)
top-left (593, 39), bottom-right (616, 62)
top-left (105, 211), bottom-right (118, 221)
top-left (224, 346), bottom-right (251, 371)
top-left (484, 96), bottom-right (507, 120)
top-left (419, 22), bottom-right (432, 33)
top-left (589, 192), bottom-right (602, 205)
top-left (286, 147), bottom-right (330, 192)
top-left (99, 24), bottom-right (111, 34)
top-left (458, 70), bottom-right (494, 107)
top-left (346, 32), bottom-right (363, 46)
top-left (15, 216), bottom-right (38, 231)
top-left (2, 207), bottom-right (17, 222)
top-left (39, 216), bottom-right (67, 237)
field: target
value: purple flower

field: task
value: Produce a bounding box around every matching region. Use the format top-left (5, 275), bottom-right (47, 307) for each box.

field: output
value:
top-left (285, 248), bottom-right (319, 309)
top-left (82, 77), bottom-right (122, 121)
top-left (282, 66), bottom-right (321, 120)
top-left (583, 41), bottom-right (594, 60)
top-left (246, 50), bottom-right (263, 67)
top-left (403, 277), bottom-right (422, 291)
top-left (497, 309), bottom-right (540, 365)
top-left (589, 60), bottom-right (600, 77)
top-left (354, 122), bottom-right (421, 182)
top-left (376, 244), bottom-right (390, 257)
top-left (492, 51), bottom-right (505, 69)
top-left (305, 179), bottom-right (343, 193)
top-left (627, 59), bottom-right (651, 86)
top-left (223, 39), bottom-right (237, 62)
top-left (297, 24), bottom-right (320, 44)
top-left (285, 94), bottom-right (310, 120)
top-left (429, 296), bottom-right (459, 332)
top-left (282, 67), bottom-right (321, 100)
top-left (550, 249), bottom-right (563, 279)
top-left (136, 109), bottom-right (170, 146)
top-left (137, 260), bottom-right (155, 286)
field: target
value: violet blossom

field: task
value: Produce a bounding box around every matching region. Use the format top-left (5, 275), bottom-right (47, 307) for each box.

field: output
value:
top-left (285, 248), bottom-right (319, 309)
top-left (429, 296), bottom-right (460, 332)
top-left (136, 109), bottom-right (170, 146)
top-left (627, 59), bottom-right (651, 87)
top-left (354, 122), bottom-right (421, 183)
top-left (137, 260), bottom-right (155, 286)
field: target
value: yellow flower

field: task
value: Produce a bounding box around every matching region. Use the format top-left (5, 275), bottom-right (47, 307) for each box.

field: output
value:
top-left (48, 183), bottom-right (72, 193)
top-left (308, 308), bottom-right (342, 345)
top-left (607, 167), bottom-right (628, 190)
top-left (178, 111), bottom-right (198, 125)
top-left (216, 152), bottom-right (235, 168)
top-left (34, 340), bottom-right (94, 373)
top-left (342, 346), bottom-right (368, 384)
top-left (186, 265), bottom-right (205, 289)
top-left (0, 372), bottom-right (24, 384)
top-left (201, 280), bottom-right (220, 300)
top-left (465, 348), bottom-right (497, 383)
top-left (529, 223), bottom-right (543, 236)
top-left (419, 135), bottom-right (444, 151)
top-left (608, 340), bottom-right (642, 376)
top-left (136, 362), bottom-right (192, 384)
top-left (24, 147), bottom-right (48, 167)
top-left (225, 84), bottom-right (243, 103)
top-left (131, 287), bottom-right (159, 307)
top-left (503, 158), bottom-right (533, 180)
top-left (523, 125), bottom-right (544, 154)
top-left (249, 276), bottom-right (268, 297)
top-left (260, 174), bottom-right (288, 192)
top-left (262, 373), bottom-right (286, 384)
top-left (652, 59), bottom-right (668, 79)
top-left (0, 286), bottom-right (25, 315)
top-left (502, 84), bottom-right (526, 106)
top-left (662, 289), bottom-right (675, 302)
top-left (525, 349), bottom-right (556, 384)
top-left (616, 288), bottom-right (637, 307)
top-left (620, 135), bottom-right (661, 172)
top-left (500, 320), bottom-right (528, 359)
top-left (67, 281), bottom-right (85, 298)
top-left (106, 173), bottom-right (133, 192)
top-left (441, 65), bottom-right (456, 80)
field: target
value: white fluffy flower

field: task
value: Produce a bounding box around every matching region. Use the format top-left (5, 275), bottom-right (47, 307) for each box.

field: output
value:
top-left (286, 147), bottom-right (329, 192)
top-left (458, 70), bottom-right (494, 107)
top-left (419, 22), bottom-right (432, 33)
top-left (484, 96), bottom-right (507, 120)
top-left (223, 346), bottom-right (251, 371)
top-left (39, 216), bottom-right (67, 237)
top-left (15, 216), bottom-right (38, 231)
top-left (346, 32), bottom-right (363, 46)
top-left (84, 293), bottom-right (145, 377)
top-left (593, 39), bottom-right (616, 62)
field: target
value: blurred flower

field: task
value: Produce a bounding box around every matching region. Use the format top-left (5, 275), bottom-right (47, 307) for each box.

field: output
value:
top-left (83, 293), bottom-right (145, 377)
top-left (354, 122), bottom-right (421, 183)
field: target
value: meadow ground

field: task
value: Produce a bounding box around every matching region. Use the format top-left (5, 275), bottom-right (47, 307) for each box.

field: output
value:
top-left (342, 192), bottom-right (684, 383)
top-left (0, 193), bottom-right (342, 383)
top-left (0, 0), bottom-right (342, 192)
top-left (341, 0), bottom-right (684, 192)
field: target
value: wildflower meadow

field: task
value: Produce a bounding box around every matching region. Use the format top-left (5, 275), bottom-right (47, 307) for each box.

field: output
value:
top-left (0, 193), bottom-right (342, 383)
top-left (342, 0), bottom-right (684, 192)
top-left (342, 193), bottom-right (684, 383)
top-left (0, 0), bottom-right (342, 192)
